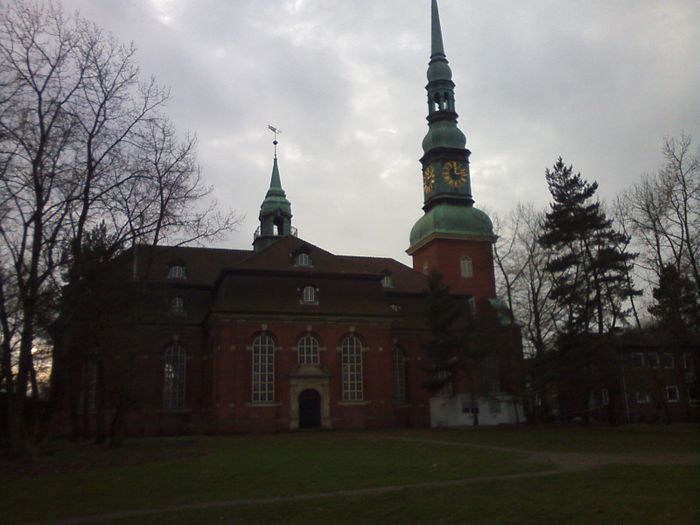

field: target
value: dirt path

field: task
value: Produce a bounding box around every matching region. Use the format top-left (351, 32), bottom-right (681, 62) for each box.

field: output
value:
top-left (21, 436), bottom-right (700, 525)
top-left (373, 435), bottom-right (700, 471)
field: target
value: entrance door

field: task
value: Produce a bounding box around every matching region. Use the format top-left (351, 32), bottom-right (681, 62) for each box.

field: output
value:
top-left (298, 389), bottom-right (321, 429)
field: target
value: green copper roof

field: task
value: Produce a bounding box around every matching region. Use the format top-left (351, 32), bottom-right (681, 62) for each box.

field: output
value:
top-left (422, 119), bottom-right (466, 151)
top-left (409, 203), bottom-right (495, 248)
top-left (422, 0), bottom-right (465, 155)
top-left (427, 0), bottom-right (452, 82)
top-left (260, 157), bottom-right (291, 216)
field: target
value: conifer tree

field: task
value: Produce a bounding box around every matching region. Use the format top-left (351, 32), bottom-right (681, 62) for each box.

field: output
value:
top-left (539, 158), bottom-right (638, 336)
top-left (422, 272), bottom-right (496, 425)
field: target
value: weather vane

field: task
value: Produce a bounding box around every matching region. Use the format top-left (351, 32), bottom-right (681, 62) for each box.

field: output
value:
top-left (267, 125), bottom-right (282, 158)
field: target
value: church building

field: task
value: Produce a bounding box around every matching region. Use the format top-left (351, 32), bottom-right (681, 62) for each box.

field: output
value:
top-left (67, 0), bottom-right (523, 436)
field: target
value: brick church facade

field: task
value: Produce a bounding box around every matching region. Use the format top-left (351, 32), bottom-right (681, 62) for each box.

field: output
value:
top-left (61, 0), bottom-right (524, 436)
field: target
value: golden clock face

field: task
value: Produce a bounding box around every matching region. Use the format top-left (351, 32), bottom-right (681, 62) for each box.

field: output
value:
top-left (442, 160), bottom-right (468, 188)
top-left (423, 165), bottom-right (436, 193)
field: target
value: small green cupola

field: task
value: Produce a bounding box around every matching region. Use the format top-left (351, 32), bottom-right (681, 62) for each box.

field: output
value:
top-left (253, 135), bottom-right (294, 251)
top-left (409, 0), bottom-right (494, 253)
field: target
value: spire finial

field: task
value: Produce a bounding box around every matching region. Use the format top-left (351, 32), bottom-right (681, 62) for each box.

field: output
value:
top-left (268, 124), bottom-right (282, 159)
top-left (431, 0), bottom-right (445, 58)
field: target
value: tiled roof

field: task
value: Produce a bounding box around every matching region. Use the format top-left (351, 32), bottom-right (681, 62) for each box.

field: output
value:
top-left (133, 236), bottom-right (430, 322)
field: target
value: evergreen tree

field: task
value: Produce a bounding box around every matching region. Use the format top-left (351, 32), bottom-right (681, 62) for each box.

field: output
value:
top-left (539, 158), bottom-right (638, 336)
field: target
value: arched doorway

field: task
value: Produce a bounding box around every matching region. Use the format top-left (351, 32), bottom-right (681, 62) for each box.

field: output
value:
top-left (298, 389), bottom-right (321, 429)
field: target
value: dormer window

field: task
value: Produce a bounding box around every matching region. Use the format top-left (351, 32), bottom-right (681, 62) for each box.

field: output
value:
top-left (301, 285), bottom-right (317, 304)
top-left (295, 252), bottom-right (312, 267)
top-left (170, 296), bottom-right (184, 314)
top-left (381, 273), bottom-right (393, 288)
top-left (167, 263), bottom-right (186, 279)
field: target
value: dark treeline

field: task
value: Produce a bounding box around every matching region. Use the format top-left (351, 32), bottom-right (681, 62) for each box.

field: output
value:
top-left (494, 136), bottom-right (699, 424)
top-left (0, 1), bottom-right (238, 457)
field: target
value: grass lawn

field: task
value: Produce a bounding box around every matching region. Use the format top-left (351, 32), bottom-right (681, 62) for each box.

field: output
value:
top-left (114, 465), bottom-right (699, 525)
top-left (1, 426), bottom-right (698, 524)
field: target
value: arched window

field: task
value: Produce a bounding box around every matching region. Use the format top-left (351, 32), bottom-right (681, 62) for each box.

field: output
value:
top-left (163, 343), bottom-right (186, 409)
top-left (302, 285), bottom-right (317, 304)
top-left (341, 334), bottom-right (363, 401)
top-left (393, 346), bottom-right (407, 404)
top-left (297, 334), bottom-right (320, 365)
top-left (460, 256), bottom-right (473, 278)
top-left (252, 333), bottom-right (275, 402)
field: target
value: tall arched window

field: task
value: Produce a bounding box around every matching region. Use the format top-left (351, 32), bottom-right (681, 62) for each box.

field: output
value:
top-left (297, 334), bottom-right (320, 365)
top-left (163, 343), bottom-right (186, 409)
top-left (460, 256), bottom-right (473, 278)
top-left (393, 346), bottom-right (407, 404)
top-left (341, 334), bottom-right (363, 401)
top-left (252, 333), bottom-right (275, 402)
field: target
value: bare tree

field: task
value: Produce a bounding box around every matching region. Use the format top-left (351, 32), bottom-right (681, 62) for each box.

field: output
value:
top-left (0, 1), bottom-right (238, 456)
top-left (494, 202), bottom-right (558, 357)
top-left (622, 134), bottom-right (699, 297)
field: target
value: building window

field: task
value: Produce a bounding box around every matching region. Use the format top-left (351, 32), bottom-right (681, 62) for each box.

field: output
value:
top-left (683, 353), bottom-right (695, 370)
top-left (632, 353), bottom-right (644, 367)
top-left (341, 334), bottom-right (363, 401)
top-left (460, 256), bottom-right (473, 278)
top-left (662, 353), bottom-right (675, 369)
top-left (635, 391), bottom-right (650, 404)
top-left (86, 362), bottom-right (97, 413)
top-left (666, 385), bottom-right (680, 403)
top-left (167, 264), bottom-right (186, 279)
top-left (295, 253), bottom-right (312, 267)
top-left (163, 343), bottom-right (186, 409)
top-left (170, 296), bottom-right (184, 314)
top-left (297, 334), bottom-right (320, 365)
top-left (601, 388), bottom-right (609, 406)
top-left (688, 385), bottom-right (698, 405)
top-left (252, 333), bottom-right (275, 402)
top-left (436, 370), bottom-right (453, 397)
top-left (467, 297), bottom-right (476, 316)
top-left (647, 352), bottom-right (660, 369)
top-left (393, 346), bottom-right (407, 404)
top-left (381, 273), bottom-right (394, 288)
top-left (422, 261), bottom-right (429, 275)
top-left (301, 285), bottom-right (317, 304)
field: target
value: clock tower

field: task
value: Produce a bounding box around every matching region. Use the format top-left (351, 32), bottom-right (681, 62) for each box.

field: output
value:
top-left (408, 0), bottom-right (496, 308)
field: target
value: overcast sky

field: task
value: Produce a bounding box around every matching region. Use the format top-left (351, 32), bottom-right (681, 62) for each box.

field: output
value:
top-left (60, 0), bottom-right (700, 265)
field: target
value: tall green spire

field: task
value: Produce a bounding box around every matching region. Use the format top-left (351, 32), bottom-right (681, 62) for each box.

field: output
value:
top-left (409, 0), bottom-right (494, 252)
top-left (254, 137), bottom-right (294, 251)
top-left (265, 157), bottom-right (287, 200)
top-left (430, 0), bottom-right (446, 59)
